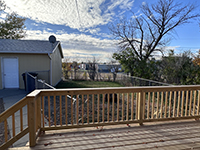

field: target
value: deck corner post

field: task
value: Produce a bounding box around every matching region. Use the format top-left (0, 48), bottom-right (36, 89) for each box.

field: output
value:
top-left (28, 97), bottom-right (36, 147)
top-left (138, 91), bottom-right (144, 126)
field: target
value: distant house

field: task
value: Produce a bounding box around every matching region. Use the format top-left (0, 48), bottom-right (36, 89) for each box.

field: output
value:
top-left (98, 64), bottom-right (122, 73)
top-left (0, 37), bottom-right (64, 89)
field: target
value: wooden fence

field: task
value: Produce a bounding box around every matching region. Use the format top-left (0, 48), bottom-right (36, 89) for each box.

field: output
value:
top-left (0, 85), bottom-right (200, 149)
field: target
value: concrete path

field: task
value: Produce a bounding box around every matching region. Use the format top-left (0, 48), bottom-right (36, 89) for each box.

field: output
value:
top-left (0, 89), bottom-right (28, 147)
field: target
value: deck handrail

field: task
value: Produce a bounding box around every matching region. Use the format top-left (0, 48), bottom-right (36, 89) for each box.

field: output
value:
top-left (1, 85), bottom-right (200, 149)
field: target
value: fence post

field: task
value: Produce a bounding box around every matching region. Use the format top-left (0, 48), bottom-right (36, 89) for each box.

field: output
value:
top-left (35, 77), bottom-right (37, 89)
top-left (138, 91), bottom-right (144, 126)
top-left (25, 72), bottom-right (28, 92)
top-left (27, 97), bottom-right (36, 147)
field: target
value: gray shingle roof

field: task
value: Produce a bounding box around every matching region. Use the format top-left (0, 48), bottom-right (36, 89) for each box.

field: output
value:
top-left (0, 39), bottom-right (61, 54)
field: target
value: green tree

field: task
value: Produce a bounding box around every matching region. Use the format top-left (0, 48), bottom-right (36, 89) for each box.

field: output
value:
top-left (193, 50), bottom-right (200, 66)
top-left (0, 1), bottom-right (26, 39)
top-left (110, 0), bottom-right (199, 78)
top-left (113, 47), bottom-right (160, 80)
top-left (160, 50), bottom-right (200, 85)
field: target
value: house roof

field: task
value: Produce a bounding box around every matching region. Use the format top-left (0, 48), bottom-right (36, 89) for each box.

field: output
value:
top-left (0, 39), bottom-right (64, 58)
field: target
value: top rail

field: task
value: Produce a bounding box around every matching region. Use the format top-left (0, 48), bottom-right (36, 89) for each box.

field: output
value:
top-left (0, 97), bottom-right (27, 122)
top-left (38, 85), bottom-right (200, 95)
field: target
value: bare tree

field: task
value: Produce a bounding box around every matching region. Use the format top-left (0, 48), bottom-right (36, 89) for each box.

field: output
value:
top-left (87, 57), bottom-right (98, 81)
top-left (110, 0), bottom-right (200, 77)
top-left (72, 61), bottom-right (78, 80)
top-left (62, 57), bottom-right (71, 79)
top-left (108, 60), bottom-right (121, 82)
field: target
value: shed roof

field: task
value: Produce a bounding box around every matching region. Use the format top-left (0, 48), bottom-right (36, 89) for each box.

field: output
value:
top-left (0, 39), bottom-right (64, 58)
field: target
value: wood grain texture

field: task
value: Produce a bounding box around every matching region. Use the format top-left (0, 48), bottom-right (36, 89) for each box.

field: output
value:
top-left (12, 121), bottom-right (200, 150)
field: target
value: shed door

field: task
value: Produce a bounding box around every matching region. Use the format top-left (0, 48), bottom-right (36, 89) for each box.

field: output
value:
top-left (2, 58), bottom-right (19, 88)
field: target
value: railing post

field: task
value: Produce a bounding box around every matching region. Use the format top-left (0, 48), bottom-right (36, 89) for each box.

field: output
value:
top-left (138, 91), bottom-right (144, 126)
top-left (28, 97), bottom-right (36, 147)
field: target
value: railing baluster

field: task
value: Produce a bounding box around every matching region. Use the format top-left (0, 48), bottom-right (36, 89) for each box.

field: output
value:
top-left (37, 97), bottom-right (41, 131)
top-left (97, 94), bottom-right (100, 123)
top-left (60, 95), bottom-right (62, 126)
top-left (107, 94), bottom-right (110, 122)
top-left (92, 94), bottom-right (94, 124)
top-left (48, 96), bottom-right (51, 127)
top-left (160, 92), bottom-right (164, 118)
top-left (177, 91), bottom-right (181, 117)
top-left (126, 93), bottom-right (129, 121)
top-left (65, 95), bottom-right (68, 125)
top-left (151, 92), bottom-right (155, 119)
top-left (156, 92), bottom-right (160, 119)
top-left (112, 93), bottom-right (115, 122)
top-left (82, 95), bottom-right (84, 124)
top-left (35, 99), bottom-right (37, 131)
top-left (173, 91), bottom-right (177, 117)
top-left (102, 94), bottom-right (105, 122)
top-left (147, 92), bottom-right (150, 119)
top-left (122, 93), bottom-right (124, 121)
top-left (4, 120), bottom-right (8, 142)
top-left (42, 96), bottom-right (45, 127)
top-left (181, 91), bottom-right (185, 117)
top-left (12, 114), bottom-right (15, 137)
top-left (20, 108), bottom-right (23, 131)
top-left (185, 91), bottom-right (189, 116)
top-left (136, 93), bottom-right (139, 120)
top-left (197, 90), bottom-right (200, 115)
top-left (131, 93), bottom-right (134, 120)
top-left (138, 91), bottom-right (144, 125)
top-left (193, 91), bottom-right (197, 116)
top-left (76, 95), bottom-right (79, 125)
top-left (189, 91), bottom-right (193, 116)
top-left (87, 94), bottom-right (89, 124)
top-left (169, 91), bottom-right (172, 117)
top-left (54, 96), bottom-right (56, 126)
top-left (164, 91), bottom-right (168, 118)
top-left (117, 93), bottom-right (119, 121)
top-left (143, 92), bottom-right (145, 119)
top-left (71, 95), bottom-right (73, 125)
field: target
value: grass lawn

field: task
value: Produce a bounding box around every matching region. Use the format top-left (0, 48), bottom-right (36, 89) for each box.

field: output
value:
top-left (55, 80), bottom-right (123, 88)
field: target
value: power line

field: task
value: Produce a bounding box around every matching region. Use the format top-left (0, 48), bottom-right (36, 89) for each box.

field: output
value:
top-left (75, 0), bottom-right (82, 28)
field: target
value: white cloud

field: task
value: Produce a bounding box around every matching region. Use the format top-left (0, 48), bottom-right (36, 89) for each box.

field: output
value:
top-left (142, 2), bottom-right (146, 6)
top-left (4, 0), bottom-right (134, 31)
top-left (24, 29), bottom-right (118, 62)
top-left (0, 12), bottom-right (7, 22)
top-left (0, 13), bottom-right (7, 18)
top-left (3, 0), bottom-right (135, 62)
top-left (31, 23), bottom-right (39, 26)
top-left (85, 28), bottom-right (101, 34)
top-left (106, 0), bottom-right (134, 12)
top-left (47, 28), bottom-right (53, 31)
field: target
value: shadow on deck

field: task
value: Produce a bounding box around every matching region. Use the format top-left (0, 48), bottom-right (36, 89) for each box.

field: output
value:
top-left (9, 120), bottom-right (200, 150)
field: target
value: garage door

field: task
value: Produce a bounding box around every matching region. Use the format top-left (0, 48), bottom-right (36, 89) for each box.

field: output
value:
top-left (2, 58), bottom-right (19, 88)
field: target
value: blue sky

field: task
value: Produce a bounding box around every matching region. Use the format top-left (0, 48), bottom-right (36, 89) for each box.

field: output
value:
top-left (2, 0), bottom-right (200, 62)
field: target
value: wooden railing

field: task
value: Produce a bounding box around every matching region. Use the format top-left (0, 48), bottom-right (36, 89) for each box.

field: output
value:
top-left (1, 85), bottom-right (200, 149)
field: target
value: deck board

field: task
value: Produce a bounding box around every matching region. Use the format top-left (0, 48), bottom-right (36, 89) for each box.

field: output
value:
top-left (9, 120), bottom-right (200, 150)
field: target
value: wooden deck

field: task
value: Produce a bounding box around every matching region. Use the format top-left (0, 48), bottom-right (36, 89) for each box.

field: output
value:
top-left (9, 120), bottom-right (200, 150)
